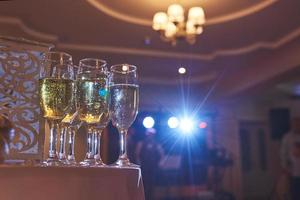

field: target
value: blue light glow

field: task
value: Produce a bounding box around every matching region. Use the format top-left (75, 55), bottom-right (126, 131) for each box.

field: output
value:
top-left (168, 116), bottom-right (179, 129)
top-left (143, 116), bottom-right (155, 129)
top-left (179, 118), bottom-right (195, 134)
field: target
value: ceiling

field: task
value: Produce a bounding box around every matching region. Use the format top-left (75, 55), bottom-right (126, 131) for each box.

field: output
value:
top-left (1, 0), bottom-right (300, 110)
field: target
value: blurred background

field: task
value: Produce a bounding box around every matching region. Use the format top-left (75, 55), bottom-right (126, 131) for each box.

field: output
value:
top-left (1, 0), bottom-right (300, 199)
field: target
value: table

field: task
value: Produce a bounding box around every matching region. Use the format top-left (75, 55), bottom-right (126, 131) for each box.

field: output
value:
top-left (0, 166), bottom-right (145, 200)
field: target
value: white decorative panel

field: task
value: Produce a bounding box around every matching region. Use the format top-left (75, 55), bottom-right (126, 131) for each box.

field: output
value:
top-left (0, 36), bottom-right (53, 160)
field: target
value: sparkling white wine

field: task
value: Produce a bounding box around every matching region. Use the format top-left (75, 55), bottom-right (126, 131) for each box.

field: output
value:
top-left (76, 76), bottom-right (109, 125)
top-left (61, 83), bottom-right (80, 126)
top-left (62, 111), bottom-right (77, 125)
top-left (109, 84), bottom-right (139, 130)
top-left (39, 78), bottom-right (73, 120)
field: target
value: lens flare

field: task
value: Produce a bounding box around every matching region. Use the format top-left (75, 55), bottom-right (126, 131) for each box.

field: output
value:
top-left (179, 118), bottom-right (194, 134)
top-left (143, 116), bottom-right (155, 128)
top-left (168, 116), bottom-right (179, 129)
top-left (199, 121), bottom-right (207, 129)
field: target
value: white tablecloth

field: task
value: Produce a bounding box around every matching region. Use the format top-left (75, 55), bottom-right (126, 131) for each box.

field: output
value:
top-left (0, 166), bottom-right (144, 200)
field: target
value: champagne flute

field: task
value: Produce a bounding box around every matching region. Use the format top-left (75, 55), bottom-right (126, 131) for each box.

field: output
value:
top-left (61, 76), bottom-right (82, 166)
top-left (109, 64), bottom-right (139, 168)
top-left (93, 72), bottom-right (110, 167)
top-left (62, 114), bottom-right (82, 166)
top-left (76, 58), bottom-right (108, 167)
top-left (39, 51), bottom-right (74, 166)
top-left (93, 113), bottom-right (109, 167)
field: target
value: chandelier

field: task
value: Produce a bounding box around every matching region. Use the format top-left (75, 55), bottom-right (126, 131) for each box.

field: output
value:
top-left (152, 4), bottom-right (205, 45)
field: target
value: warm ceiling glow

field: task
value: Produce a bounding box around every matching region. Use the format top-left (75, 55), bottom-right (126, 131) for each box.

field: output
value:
top-left (152, 3), bottom-right (205, 45)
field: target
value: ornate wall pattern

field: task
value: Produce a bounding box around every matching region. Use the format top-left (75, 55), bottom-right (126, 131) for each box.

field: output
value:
top-left (0, 36), bottom-right (52, 160)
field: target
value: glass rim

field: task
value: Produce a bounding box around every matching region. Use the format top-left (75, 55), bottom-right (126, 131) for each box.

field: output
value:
top-left (79, 58), bottom-right (107, 69)
top-left (110, 64), bottom-right (137, 74)
top-left (43, 51), bottom-right (73, 65)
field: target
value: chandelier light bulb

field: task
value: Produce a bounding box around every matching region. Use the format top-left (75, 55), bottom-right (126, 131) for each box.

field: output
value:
top-left (195, 26), bottom-right (203, 34)
top-left (152, 12), bottom-right (168, 31)
top-left (167, 4), bottom-right (184, 23)
top-left (188, 7), bottom-right (205, 25)
top-left (165, 21), bottom-right (177, 38)
top-left (186, 21), bottom-right (197, 35)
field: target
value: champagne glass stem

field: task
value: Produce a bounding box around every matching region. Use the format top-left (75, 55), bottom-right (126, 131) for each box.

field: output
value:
top-left (58, 127), bottom-right (67, 161)
top-left (80, 127), bottom-right (96, 166)
top-left (48, 121), bottom-right (59, 160)
top-left (113, 129), bottom-right (138, 167)
top-left (94, 131), bottom-right (100, 159)
top-left (67, 127), bottom-right (76, 162)
top-left (94, 129), bottom-right (105, 165)
top-left (92, 131), bottom-right (97, 156)
top-left (87, 128), bottom-right (94, 159)
top-left (119, 129), bottom-right (128, 161)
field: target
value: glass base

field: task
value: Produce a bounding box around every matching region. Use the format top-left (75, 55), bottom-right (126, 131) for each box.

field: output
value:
top-left (111, 158), bottom-right (140, 168)
top-left (42, 158), bottom-right (63, 167)
top-left (58, 158), bottom-right (68, 165)
top-left (92, 159), bottom-right (106, 167)
top-left (65, 155), bottom-right (77, 166)
top-left (80, 158), bottom-right (96, 167)
top-left (65, 159), bottom-right (78, 167)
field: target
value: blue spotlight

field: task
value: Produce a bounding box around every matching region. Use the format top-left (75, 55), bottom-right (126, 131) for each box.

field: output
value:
top-left (143, 116), bottom-right (155, 128)
top-left (168, 116), bottom-right (179, 129)
top-left (179, 118), bottom-right (195, 134)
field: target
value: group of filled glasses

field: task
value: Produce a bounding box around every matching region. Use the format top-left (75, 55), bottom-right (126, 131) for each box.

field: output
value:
top-left (39, 51), bottom-right (139, 168)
